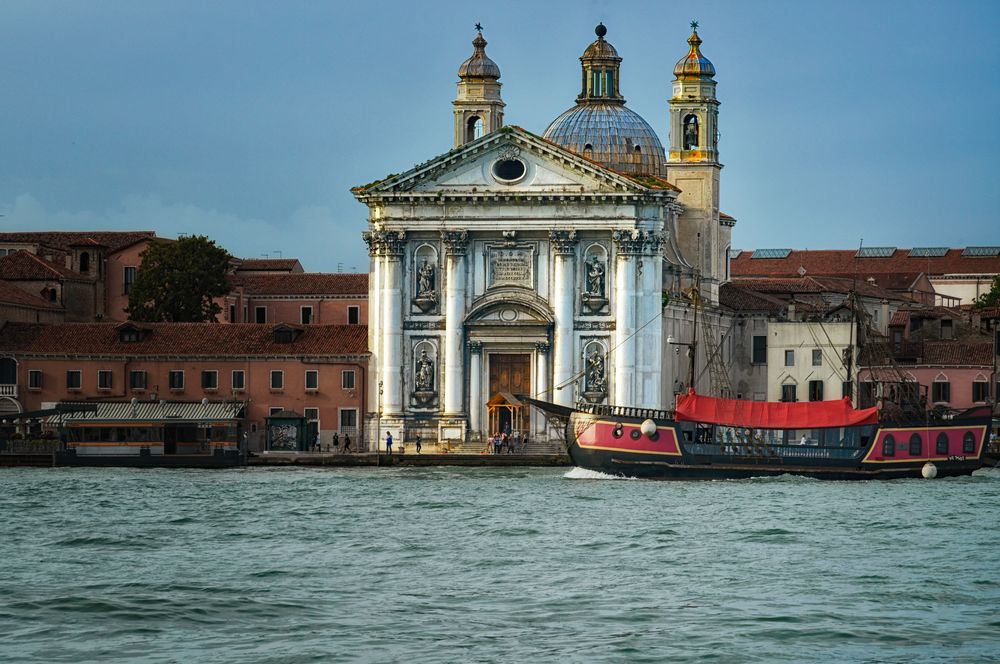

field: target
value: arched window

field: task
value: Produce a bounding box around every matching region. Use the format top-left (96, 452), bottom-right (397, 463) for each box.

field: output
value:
top-left (882, 434), bottom-right (895, 457)
top-left (935, 432), bottom-right (949, 456)
top-left (79, 252), bottom-right (90, 273)
top-left (583, 143), bottom-right (594, 160)
top-left (908, 433), bottom-right (922, 456)
top-left (683, 114), bottom-right (699, 150)
top-left (466, 116), bottom-right (484, 143)
top-left (633, 144), bottom-right (642, 165)
top-left (963, 431), bottom-right (976, 454)
top-left (0, 357), bottom-right (16, 385)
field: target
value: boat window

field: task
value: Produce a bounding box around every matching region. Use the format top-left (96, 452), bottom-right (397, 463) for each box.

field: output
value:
top-left (630, 429), bottom-right (641, 440)
top-left (908, 433), bottom-right (922, 456)
top-left (935, 432), bottom-right (949, 455)
top-left (963, 431), bottom-right (976, 454)
top-left (882, 434), bottom-right (895, 457)
top-left (612, 423), bottom-right (623, 439)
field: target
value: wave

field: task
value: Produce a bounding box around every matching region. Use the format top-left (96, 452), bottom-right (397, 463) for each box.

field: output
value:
top-left (562, 467), bottom-right (636, 481)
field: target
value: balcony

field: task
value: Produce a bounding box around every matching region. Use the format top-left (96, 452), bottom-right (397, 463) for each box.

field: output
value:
top-left (0, 384), bottom-right (17, 398)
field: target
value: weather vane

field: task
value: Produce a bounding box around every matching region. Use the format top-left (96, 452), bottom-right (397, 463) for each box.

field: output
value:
top-left (475, 22), bottom-right (483, 32)
top-left (690, 19), bottom-right (699, 32)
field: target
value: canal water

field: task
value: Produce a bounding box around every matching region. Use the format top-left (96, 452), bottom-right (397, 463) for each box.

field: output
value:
top-left (1, 466), bottom-right (999, 663)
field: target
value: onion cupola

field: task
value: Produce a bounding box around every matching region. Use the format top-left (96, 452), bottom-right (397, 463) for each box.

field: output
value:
top-left (458, 29), bottom-right (501, 80)
top-left (673, 24), bottom-right (716, 80)
top-left (543, 23), bottom-right (666, 177)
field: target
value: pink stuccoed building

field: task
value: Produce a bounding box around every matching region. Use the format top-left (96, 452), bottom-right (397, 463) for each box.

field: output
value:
top-left (0, 321), bottom-right (369, 451)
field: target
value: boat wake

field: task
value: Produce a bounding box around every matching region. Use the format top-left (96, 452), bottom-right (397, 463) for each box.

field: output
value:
top-left (563, 467), bottom-right (635, 481)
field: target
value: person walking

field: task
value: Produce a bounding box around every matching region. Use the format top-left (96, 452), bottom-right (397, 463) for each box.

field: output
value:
top-left (415, 434), bottom-right (422, 454)
top-left (332, 432), bottom-right (340, 453)
top-left (342, 433), bottom-right (351, 453)
top-left (386, 431), bottom-right (393, 456)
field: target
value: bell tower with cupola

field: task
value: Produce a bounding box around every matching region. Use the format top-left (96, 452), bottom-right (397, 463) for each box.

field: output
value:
top-left (453, 25), bottom-right (505, 148)
top-left (666, 22), bottom-right (728, 303)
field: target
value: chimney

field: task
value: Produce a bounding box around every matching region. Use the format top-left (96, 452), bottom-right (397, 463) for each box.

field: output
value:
top-left (881, 299), bottom-right (890, 334)
top-left (787, 300), bottom-right (796, 322)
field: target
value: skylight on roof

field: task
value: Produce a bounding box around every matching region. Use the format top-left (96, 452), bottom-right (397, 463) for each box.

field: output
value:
top-left (751, 248), bottom-right (791, 259)
top-left (856, 246), bottom-right (896, 258)
top-left (909, 247), bottom-right (949, 257)
top-left (728, 249), bottom-right (743, 260)
top-left (962, 246), bottom-right (1000, 257)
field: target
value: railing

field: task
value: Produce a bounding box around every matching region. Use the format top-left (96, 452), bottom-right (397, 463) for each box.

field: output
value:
top-left (686, 442), bottom-right (864, 461)
top-left (576, 402), bottom-right (674, 422)
top-left (0, 384), bottom-right (16, 398)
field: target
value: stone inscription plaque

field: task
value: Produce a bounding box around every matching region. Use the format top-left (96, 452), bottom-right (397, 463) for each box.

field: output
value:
top-left (489, 249), bottom-right (532, 287)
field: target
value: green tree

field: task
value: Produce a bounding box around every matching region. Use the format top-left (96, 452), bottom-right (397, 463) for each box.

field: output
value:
top-left (972, 275), bottom-right (1000, 309)
top-left (126, 235), bottom-right (232, 322)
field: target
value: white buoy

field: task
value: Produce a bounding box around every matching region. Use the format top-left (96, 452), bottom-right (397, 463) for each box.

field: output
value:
top-left (641, 419), bottom-right (657, 437)
top-left (922, 462), bottom-right (938, 479)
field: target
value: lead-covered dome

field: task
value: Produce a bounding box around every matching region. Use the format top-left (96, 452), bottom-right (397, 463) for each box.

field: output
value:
top-left (542, 24), bottom-right (666, 176)
top-left (458, 31), bottom-right (501, 79)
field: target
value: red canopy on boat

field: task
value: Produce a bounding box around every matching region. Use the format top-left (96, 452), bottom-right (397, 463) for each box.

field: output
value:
top-left (674, 391), bottom-right (879, 429)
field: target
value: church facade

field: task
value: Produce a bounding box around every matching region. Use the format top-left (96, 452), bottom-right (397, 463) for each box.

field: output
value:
top-left (355, 24), bottom-right (734, 447)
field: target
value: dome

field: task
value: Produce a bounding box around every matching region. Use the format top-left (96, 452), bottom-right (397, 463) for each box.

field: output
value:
top-left (673, 30), bottom-right (715, 80)
top-left (543, 102), bottom-right (666, 176)
top-left (458, 32), bottom-right (501, 79)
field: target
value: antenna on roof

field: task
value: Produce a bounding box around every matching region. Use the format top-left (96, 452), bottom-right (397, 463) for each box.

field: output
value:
top-left (337, 262), bottom-right (343, 273)
top-left (274, 250), bottom-right (282, 258)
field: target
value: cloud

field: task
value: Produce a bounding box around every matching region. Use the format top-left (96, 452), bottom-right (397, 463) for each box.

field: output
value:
top-left (1, 193), bottom-right (366, 271)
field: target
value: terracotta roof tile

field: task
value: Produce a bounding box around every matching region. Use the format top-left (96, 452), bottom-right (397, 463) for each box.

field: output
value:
top-left (731, 276), bottom-right (901, 300)
top-left (0, 251), bottom-right (79, 280)
top-left (0, 280), bottom-right (63, 310)
top-left (231, 273), bottom-right (368, 296)
top-left (0, 322), bottom-right (369, 357)
top-left (235, 258), bottom-right (303, 272)
top-left (921, 341), bottom-right (994, 366)
top-left (718, 282), bottom-right (786, 312)
top-left (732, 248), bottom-right (1000, 279)
top-left (0, 231), bottom-right (156, 253)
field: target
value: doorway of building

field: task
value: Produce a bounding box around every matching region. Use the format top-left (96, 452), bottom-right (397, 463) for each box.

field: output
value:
top-left (489, 353), bottom-right (531, 396)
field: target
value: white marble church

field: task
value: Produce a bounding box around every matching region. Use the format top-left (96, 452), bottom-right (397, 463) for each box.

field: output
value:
top-left (355, 23), bottom-right (734, 447)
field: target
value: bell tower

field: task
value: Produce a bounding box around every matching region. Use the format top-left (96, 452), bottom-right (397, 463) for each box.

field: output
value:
top-left (453, 25), bottom-right (505, 148)
top-left (666, 22), bottom-right (729, 303)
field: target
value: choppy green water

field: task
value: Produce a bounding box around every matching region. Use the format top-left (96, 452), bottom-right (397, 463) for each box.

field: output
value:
top-left (1, 466), bottom-right (999, 663)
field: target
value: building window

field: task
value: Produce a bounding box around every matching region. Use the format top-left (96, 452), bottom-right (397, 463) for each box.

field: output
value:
top-left (305, 370), bottom-right (319, 390)
top-left (909, 433), bottom-right (923, 456)
top-left (66, 370), bottom-right (82, 390)
top-left (342, 369), bottom-right (356, 390)
top-left (130, 370), bottom-right (147, 390)
top-left (842, 381), bottom-right (853, 400)
top-left (304, 407), bottom-right (319, 421)
top-left (751, 336), bottom-right (767, 364)
top-left (255, 306), bottom-right (267, 324)
top-left (98, 370), bottom-right (113, 390)
top-left (123, 266), bottom-right (137, 295)
top-left (882, 434), bottom-right (895, 457)
top-left (963, 431), bottom-right (976, 454)
top-left (941, 319), bottom-right (953, 340)
top-left (270, 371), bottom-right (283, 390)
top-left (79, 251), bottom-right (90, 273)
top-left (28, 370), bottom-right (42, 390)
top-left (301, 306), bottom-right (313, 325)
top-left (972, 381), bottom-right (989, 403)
top-left (340, 409), bottom-right (358, 429)
top-left (169, 370), bottom-right (185, 390)
top-left (781, 384), bottom-right (797, 402)
top-left (348, 306), bottom-right (360, 325)
top-left (229, 304), bottom-right (236, 323)
top-left (784, 350), bottom-right (795, 367)
top-left (932, 380), bottom-right (950, 403)
top-left (202, 370), bottom-right (219, 390)
top-left (811, 349), bottom-right (822, 366)
top-left (243, 305), bottom-right (248, 323)
top-left (269, 407), bottom-right (283, 416)
top-left (808, 380), bottom-right (824, 401)
top-left (936, 432), bottom-right (949, 456)
top-left (232, 370), bottom-right (245, 391)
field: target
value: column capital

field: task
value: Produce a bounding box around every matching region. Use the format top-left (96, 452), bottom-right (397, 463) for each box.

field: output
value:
top-left (549, 230), bottom-right (578, 255)
top-left (364, 229), bottom-right (407, 257)
top-left (442, 230), bottom-right (469, 256)
top-left (534, 341), bottom-right (551, 354)
top-left (613, 230), bottom-right (662, 256)
top-left (468, 340), bottom-right (483, 354)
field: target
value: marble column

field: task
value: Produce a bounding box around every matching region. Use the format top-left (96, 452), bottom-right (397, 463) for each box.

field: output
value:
top-left (534, 341), bottom-right (550, 437)
top-left (550, 230), bottom-right (577, 407)
top-left (468, 341), bottom-right (483, 435)
top-left (638, 232), bottom-right (663, 409)
top-left (442, 230), bottom-right (469, 416)
top-left (380, 231), bottom-right (406, 416)
top-left (612, 230), bottom-right (642, 407)
top-left (362, 232), bottom-right (382, 418)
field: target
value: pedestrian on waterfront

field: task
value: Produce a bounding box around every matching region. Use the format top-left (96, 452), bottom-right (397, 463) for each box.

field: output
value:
top-left (342, 434), bottom-right (351, 453)
top-left (501, 431), bottom-right (509, 454)
top-left (386, 431), bottom-right (393, 455)
top-left (415, 434), bottom-right (422, 454)
top-left (522, 434), bottom-right (529, 454)
top-left (332, 432), bottom-right (340, 453)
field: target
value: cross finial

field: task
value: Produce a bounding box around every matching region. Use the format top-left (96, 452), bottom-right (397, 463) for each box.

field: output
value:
top-left (690, 19), bottom-right (699, 32)
top-left (475, 22), bottom-right (483, 32)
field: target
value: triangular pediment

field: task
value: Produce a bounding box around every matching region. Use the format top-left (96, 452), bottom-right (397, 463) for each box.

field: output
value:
top-left (352, 127), bottom-right (673, 198)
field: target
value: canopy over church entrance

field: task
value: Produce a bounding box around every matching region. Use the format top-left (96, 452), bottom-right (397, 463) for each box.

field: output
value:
top-left (487, 392), bottom-right (527, 436)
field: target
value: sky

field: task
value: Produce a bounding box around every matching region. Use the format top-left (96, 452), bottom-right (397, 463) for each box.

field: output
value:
top-left (1, 0), bottom-right (998, 271)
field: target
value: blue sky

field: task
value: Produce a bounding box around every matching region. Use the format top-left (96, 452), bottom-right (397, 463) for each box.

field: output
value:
top-left (1, 0), bottom-right (998, 271)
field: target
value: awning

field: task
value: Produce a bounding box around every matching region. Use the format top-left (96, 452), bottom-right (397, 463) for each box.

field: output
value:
top-left (675, 391), bottom-right (878, 429)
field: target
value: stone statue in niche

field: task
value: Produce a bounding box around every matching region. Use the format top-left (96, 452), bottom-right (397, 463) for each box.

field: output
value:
top-left (684, 116), bottom-right (699, 150)
top-left (581, 253), bottom-right (609, 313)
top-left (417, 260), bottom-right (435, 296)
top-left (411, 258), bottom-right (438, 313)
top-left (583, 348), bottom-right (608, 403)
top-left (415, 349), bottom-right (435, 390)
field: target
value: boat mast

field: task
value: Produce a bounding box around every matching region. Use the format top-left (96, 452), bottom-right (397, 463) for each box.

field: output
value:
top-left (689, 272), bottom-right (699, 390)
